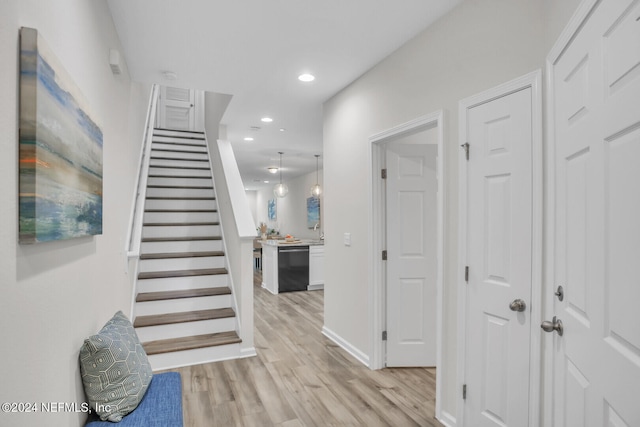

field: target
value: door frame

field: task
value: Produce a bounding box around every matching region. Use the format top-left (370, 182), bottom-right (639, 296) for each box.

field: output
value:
top-left (543, 1), bottom-right (600, 425)
top-left (456, 70), bottom-right (543, 426)
top-left (368, 110), bottom-right (445, 409)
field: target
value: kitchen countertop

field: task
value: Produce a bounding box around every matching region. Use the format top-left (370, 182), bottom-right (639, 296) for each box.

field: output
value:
top-left (260, 239), bottom-right (324, 247)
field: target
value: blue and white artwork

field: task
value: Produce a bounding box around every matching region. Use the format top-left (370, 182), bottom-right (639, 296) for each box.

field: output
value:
top-left (268, 199), bottom-right (276, 221)
top-left (19, 27), bottom-right (103, 243)
top-left (307, 197), bottom-right (320, 229)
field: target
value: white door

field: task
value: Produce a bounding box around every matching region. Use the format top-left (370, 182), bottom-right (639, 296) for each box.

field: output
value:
top-left (463, 87), bottom-right (534, 426)
top-left (549, 0), bottom-right (640, 425)
top-left (157, 86), bottom-right (196, 131)
top-left (385, 135), bottom-right (438, 367)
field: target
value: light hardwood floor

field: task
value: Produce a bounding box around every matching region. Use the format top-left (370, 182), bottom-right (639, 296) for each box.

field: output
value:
top-left (165, 271), bottom-right (442, 426)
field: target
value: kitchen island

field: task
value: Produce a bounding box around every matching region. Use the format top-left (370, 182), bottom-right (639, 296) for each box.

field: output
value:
top-left (261, 239), bottom-right (324, 294)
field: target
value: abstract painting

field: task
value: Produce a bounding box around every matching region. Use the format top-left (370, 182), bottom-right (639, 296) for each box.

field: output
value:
top-left (307, 197), bottom-right (320, 229)
top-left (19, 27), bottom-right (103, 243)
top-left (268, 199), bottom-right (276, 221)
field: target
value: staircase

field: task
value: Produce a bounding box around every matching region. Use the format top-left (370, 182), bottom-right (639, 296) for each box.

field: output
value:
top-left (133, 128), bottom-right (241, 370)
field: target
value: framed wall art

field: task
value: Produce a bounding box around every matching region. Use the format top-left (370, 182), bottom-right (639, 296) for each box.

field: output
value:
top-left (307, 197), bottom-right (320, 229)
top-left (267, 198), bottom-right (276, 221)
top-left (19, 27), bottom-right (103, 243)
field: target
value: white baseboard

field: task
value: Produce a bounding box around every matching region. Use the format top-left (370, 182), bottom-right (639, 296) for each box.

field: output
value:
top-left (321, 325), bottom-right (370, 367)
top-left (437, 410), bottom-right (456, 427)
top-left (240, 347), bottom-right (257, 358)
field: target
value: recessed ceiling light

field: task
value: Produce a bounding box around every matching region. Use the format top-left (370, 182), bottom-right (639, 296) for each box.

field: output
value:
top-left (261, 117), bottom-right (273, 123)
top-left (279, 128), bottom-right (286, 132)
top-left (268, 167), bottom-right (278, 174)
top-left (298, 73), bottom-right (315, 82)
top-left (244, 137), bottom-right (254, 141)
top-left (264, 180), bottom-right (270, 184)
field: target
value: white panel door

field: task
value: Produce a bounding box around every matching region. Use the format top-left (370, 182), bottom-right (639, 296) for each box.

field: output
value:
top-left (464, 87), bottom-right (533, 426)
top-left (550, 1), bottom-right (640, 426)
top-left (386, 140), bottom-right (437, 367)
top-left (157, 86), bottom-right (195, 131)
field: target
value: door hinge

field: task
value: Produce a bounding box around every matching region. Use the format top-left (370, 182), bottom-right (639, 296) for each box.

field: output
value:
top-left (462, 384), bottom-right (467, 400)
top-left (382, 250), bottom-right (388, 261)
top-left (382, 331), bottom-right (387, 341)
top-left (381, 168), bottom-right (387, 179)
top-left (461, 143), bottom-right (470, 161)
top-left (465, 266), bottom-right (469, 283)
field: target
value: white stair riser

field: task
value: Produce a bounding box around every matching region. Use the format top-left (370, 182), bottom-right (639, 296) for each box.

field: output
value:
top-left (151, 142), bottom-right (207, 153)
top-left (143, 211), bottom-right (219, 223)
top-left (147, 342), bottom-right (241, 372)
top-left (150, 150), bottom-right (208, 161)
top-left (142, 225), bottom-right (221, 238)
top-left (147, 177), bottom-right (213, 187)
top-left (153, 131), bottom-right (205, 140)
top-left (152, 136), bottom-right (206, 144)
top-left (135, 294), bottom-right (232, 316)
top-left (146, 187), bottom-right (214, 198)
top-left (149, 159), bottom-right (210, 169)
top-left (144, 199), bottom-right (217, 210)
top-left (139, 256), bottom-right (226, 272)
top-left (148, 167), bottom-right (211, 178)
top-left (136, 274), bottom-right (228, 293)
top-left (135, 317), bottom-right (236, 342)
top-left (140, 239), bottom-right (223, 254)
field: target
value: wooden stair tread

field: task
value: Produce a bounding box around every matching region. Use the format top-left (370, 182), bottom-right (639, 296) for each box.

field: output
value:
top-left (149, 165), bottom-right (210, 170)
top-left (151, 148), bottom-right (207, 154)
top-left (143, 221), bottom-right (219, 227)
top-left (148, 174), bottom-right (212, 179)
top-left (140, 251), bottom-right (224, 259)
top-left (151, 140), bottom-right (205, 148)
top-left (134, 307), bottom-right (235, 328)
top-left (150, 156), bottom-right (209, 162)
top-left (136, 287), bottom-right (231, 302)
top-left (141, 236), bottom-right (222, 242)
top-left (154, 128), bottom-right (205, 137)
top-left (144, 209), bottom-right (217, 213)
top-left (142, 331), bottom-right (241, 355)
top-left (147, 185), bottom-right (213, 189)
top-left (138, 267), bottom-right (227, 280)
top-left (146, 196), bottom-right (215, 200)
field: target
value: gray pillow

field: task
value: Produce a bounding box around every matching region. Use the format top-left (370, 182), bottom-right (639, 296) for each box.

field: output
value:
top-left (79, 311), bottom-right (153, 422)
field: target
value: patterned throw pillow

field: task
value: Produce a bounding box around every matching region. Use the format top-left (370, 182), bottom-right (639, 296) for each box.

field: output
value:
top-left (79, 311), bottom-right (153, 422)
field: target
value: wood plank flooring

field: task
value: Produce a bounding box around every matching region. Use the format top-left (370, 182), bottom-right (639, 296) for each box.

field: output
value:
top-left (164, 271), bottom-right (442, 426)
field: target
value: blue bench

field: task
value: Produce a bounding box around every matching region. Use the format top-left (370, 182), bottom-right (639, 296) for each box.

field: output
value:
top-left (85, 372), bottom-right (183, 427)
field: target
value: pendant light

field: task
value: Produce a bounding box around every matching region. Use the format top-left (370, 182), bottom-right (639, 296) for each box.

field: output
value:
top-left (273, 152), bottom-right (288, 198)
top-left (310, 154), bottom-right (321, 198)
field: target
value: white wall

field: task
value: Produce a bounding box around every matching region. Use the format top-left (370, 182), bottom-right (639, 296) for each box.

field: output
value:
top-left (0, 1), bottom-right (150, 426)
top-left (322, 0), bottom-right (581, 422)
top-left (245, 190), bottom-right (258, 228)
top-left (254, 169), bottom-right (324, 240)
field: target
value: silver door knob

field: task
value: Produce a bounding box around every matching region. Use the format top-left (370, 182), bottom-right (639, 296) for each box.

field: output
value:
top-left (541, 316), bottom-right (563, 336)
top-left (509, 299), bottom-right (526, 312)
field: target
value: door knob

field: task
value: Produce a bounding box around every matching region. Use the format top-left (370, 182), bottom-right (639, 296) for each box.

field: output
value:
top-left (509, 299), bottom-right (526, 312)
top-left (541, 316), bottom-right (563, 336)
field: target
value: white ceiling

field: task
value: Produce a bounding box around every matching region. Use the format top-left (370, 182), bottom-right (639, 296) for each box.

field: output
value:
top-left (106, 0), bottom-right (461, 190)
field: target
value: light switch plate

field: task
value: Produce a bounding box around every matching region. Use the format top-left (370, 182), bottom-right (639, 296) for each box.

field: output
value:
top-left (343, 233), bottom-right (351, 246)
